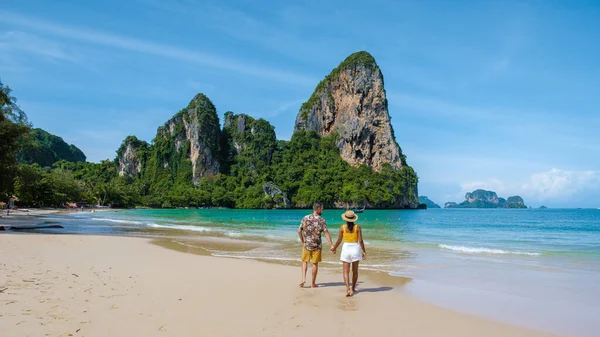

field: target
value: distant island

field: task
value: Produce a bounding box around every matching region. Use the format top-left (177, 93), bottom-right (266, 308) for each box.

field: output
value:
top-left (445, 189), bottom-right (527, 208)
top-left (419, 196), bottom-right (440, 208)
top-left (539, 205), bottom-right (548, 209)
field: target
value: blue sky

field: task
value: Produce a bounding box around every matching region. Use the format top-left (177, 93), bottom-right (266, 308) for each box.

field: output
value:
top-left (1, 0), bottom-right (599, 207)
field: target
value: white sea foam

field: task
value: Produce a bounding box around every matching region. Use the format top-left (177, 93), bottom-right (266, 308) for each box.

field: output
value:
top-left (438, 244), bottom-right (540, 256)
top-left (91, 218), bottom-right (143, 225)
top-left (146, 223), bottom-right (211, 232)
top-left (225, 231), bottom-right (242, 238)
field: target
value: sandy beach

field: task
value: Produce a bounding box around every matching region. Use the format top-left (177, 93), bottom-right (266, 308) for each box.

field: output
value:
top-left (0, 234), bottom-right (561, 337)
top-left (0, 208), bottom-right (62, 217)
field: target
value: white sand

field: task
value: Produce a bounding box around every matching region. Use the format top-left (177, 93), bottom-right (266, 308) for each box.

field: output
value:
top-left (0, 234), bottom-right (561, 337)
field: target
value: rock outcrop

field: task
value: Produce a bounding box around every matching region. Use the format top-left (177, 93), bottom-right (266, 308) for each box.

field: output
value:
top-left (465, 190), bottom-right (503, 206)
top-left (294, 51), bottom-right (404, 172)
top-left (419, 196), bottom-right (441, 208)
top-left (221, 112), bottom-right (277, 174)
top-left (155, 94), bottom-right (221, 185)
top-left (117, 136), bottom-right (148, 178)
top-left (445, 189), bottom-right (527, 208)
top-left (262, 183), bottom-right (290, 209)
top-left (505, 196), bottom-right (527, 208)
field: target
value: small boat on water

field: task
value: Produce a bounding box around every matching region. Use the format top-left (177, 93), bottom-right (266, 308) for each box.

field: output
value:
top-left (352, 206), bottom-right (366, 213)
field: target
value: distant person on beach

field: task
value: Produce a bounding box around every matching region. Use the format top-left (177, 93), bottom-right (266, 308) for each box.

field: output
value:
top-left (298, 202), bottom-right (333, 288)
top-left (331, 210), bottom-right (367, 297)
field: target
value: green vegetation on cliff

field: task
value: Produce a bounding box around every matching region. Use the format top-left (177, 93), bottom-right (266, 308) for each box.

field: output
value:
top-left (19, 128), bottom-right (86, 167)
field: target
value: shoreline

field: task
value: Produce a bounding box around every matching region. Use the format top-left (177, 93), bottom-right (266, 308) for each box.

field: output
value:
top-left (0, 207), bottom-right (113, 218)
top-left (0, 233), bottom-right (560, 337)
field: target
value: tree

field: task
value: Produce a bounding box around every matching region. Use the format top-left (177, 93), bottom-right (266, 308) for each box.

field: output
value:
top-left (14, 164), bottom-right (46, 207)
top-left (0, 80), bottom-right (30, 202)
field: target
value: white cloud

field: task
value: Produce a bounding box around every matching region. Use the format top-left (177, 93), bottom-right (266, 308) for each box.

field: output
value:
top-left (0, 10), bottom-right (316, 86)
top-left (522, 168), bottom-right (600, 201)
top-left (0, 31), bottom-right (76, 62)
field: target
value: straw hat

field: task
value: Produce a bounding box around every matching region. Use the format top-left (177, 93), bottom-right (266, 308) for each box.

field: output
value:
top-left (341, 210), bottom-right (358, 222)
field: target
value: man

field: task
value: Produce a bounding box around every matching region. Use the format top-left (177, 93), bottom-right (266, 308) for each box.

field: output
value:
top-left (298, 202), bottom-right (333, 288)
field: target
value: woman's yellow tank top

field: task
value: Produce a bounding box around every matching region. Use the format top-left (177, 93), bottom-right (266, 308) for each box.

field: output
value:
top-left (342, 224), bottom-right (359, 243)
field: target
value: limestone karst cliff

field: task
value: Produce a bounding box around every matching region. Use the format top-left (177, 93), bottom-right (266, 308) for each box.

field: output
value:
top-left (107, 51), bottom-right (419, 208)
top-left (117, 136), bottom-right (148, 178)
top-left (221, 112), bottom-right (277, 174)
top-left (154, 94), bottom-right (221, 185)
top-left (294, 51), bottom-right (404, 172)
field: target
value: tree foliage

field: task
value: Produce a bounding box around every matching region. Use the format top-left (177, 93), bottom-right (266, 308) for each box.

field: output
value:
top-left (18, 128), bottom-right (86, 167)
top-left (0, 79), bottom-right (30, 202)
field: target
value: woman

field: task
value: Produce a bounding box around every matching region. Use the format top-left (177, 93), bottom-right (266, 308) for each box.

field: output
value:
top-left (331, 210), bottom-right (367, 297)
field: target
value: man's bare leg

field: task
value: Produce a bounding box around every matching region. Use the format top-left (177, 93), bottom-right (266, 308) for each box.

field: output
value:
top-left (300, 261), bottom-right (308, 287)
top-left (343, 262), bottom-right (351, 296)
top-left (351, 261), bottom-right (360, 293)
top-left (311, 263), bottom-right (319, 288)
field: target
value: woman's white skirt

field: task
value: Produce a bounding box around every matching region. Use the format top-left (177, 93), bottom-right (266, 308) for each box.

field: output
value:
top-left (340, 242), bottom-right (362, 263)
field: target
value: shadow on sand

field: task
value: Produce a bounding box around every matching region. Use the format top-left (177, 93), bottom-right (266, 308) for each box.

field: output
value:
top-left (318, 281), bottom-right (363, 288)
top-left (356, 286), bottom-right (393, 293)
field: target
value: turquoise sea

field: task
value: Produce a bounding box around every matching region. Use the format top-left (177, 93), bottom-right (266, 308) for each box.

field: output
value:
top-left (22, 208), bottom-right (600, 336)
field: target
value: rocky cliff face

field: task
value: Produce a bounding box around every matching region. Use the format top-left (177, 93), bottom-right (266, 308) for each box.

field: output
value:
top-left (294, 51), bottom-right (403, 172)
top-left (262, 183), bottom-right (290, 209)
top-left (505, 196), bottom-right (526, 208)
top-left (465, 190), bottom-right (502, 205)
top-left (419, 196), bottom-right (441, 208)
top-left (156, 94), bottom-right (221, 185)
top-left (117, 136), bottom-right (148, 178)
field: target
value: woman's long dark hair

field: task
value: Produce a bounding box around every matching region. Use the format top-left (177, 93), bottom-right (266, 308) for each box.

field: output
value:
top-left (346, 221), bottom-right (355, 231)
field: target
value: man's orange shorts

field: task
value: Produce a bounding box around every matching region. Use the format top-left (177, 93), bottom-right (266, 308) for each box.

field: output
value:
top-left (301, 248), bottom-right (322, 264)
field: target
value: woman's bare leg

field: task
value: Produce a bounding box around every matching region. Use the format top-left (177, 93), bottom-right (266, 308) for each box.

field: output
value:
top-left (343, 262), bottom-right (351, 296)
top-left (351, 261), bottom-right (360, 293)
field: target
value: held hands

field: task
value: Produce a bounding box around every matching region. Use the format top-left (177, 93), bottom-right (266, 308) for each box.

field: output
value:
top-left (330, 246), bottom-right (337, 254)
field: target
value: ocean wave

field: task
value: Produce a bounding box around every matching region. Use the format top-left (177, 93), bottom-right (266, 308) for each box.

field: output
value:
top-left (146, 223), bottom-right (211, 232)
top-left (438, 244), bottom-right (540, 256)
top-left (91, 218), bottom-right (143, 225)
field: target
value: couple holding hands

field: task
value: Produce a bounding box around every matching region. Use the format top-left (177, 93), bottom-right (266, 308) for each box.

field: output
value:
top-left (298, 203), bottom-right (367, 297)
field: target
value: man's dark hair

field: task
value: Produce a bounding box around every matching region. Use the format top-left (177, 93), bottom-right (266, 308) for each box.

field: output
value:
top-left (312, 202), bottom-right (322, 211)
